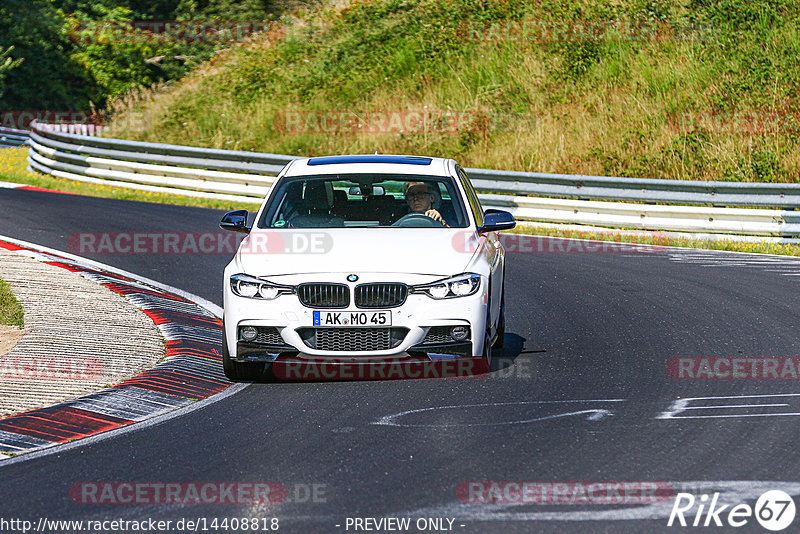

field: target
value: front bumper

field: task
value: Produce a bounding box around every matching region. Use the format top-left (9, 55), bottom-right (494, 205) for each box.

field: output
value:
top-left (223, 274), bottom-right (488, 362)
top-left (235, 339), bottom-right (473, 362)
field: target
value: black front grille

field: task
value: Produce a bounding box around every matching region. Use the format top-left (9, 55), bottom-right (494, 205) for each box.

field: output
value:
top-left (297, 283), bottom-right (349, 308)
top-left (421, 326), bottom-right (470, 344)
top-left (297, 328), bottom-right (408, 352)
top-left (239, 326), bottom-right (291, 347)
top-left (254, 327), bottom-right (283, 345)
top-left (354, 283), bottom-right (408, 308)
top-left (422, 326), bottom-right (453, 344)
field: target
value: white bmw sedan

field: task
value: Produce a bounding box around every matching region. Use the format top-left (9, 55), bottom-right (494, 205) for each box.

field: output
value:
top-left (220, 155), bottom-right (515, 381)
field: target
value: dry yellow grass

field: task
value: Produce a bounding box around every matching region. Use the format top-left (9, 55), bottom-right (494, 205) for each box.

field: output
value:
top-left (103, 6), bottom-right (800, 183)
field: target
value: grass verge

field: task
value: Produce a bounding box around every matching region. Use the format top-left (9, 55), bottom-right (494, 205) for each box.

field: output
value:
top-left (511, 225), bottom-right (800, 257)
top-left (0, 279), bottom-right (24, 328)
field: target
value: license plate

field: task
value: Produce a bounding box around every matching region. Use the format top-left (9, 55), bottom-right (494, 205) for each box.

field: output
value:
top-left (313, 310), bottom-right (392, 327)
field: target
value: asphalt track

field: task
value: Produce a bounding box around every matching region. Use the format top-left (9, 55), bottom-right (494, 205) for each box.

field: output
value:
top-left (1, 187), bottom-right (800, 533)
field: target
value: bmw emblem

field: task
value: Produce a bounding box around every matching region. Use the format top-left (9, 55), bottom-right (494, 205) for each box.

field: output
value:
top-left (347, 274), bottom-right (359, 282)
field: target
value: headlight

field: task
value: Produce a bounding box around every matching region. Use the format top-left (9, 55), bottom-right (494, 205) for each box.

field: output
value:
top-left (428, 284), bottom-right (450, 299)
top-left (411, 273), bottom-right (481, 299)
top-left (230, 274), bottom-right (294, 300)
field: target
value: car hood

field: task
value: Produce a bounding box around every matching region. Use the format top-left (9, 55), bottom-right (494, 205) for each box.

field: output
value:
top-left (234, 228), bottom-right (480, 277)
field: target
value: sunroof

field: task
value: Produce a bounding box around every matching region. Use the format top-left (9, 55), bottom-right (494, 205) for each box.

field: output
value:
top-left (307, 155), bottom-right (433, 166)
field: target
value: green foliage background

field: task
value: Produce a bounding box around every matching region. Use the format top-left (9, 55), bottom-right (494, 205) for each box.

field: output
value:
top-left (0, 0), bottom-right (286, 110)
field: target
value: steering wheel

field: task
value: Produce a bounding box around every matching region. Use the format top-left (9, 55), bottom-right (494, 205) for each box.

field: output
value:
top-left (392, 212), bottom-right (442, 228)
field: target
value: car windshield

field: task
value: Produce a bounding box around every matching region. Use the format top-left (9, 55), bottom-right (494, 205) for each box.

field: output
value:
top-left (257, 174), bottom-right (469, 228)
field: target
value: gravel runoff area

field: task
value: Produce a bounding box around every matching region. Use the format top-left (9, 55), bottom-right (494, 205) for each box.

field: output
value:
top-left (0, 247), bottom-right (165, 418)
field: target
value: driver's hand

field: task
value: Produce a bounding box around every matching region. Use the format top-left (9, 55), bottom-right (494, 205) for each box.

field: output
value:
top-left (425, 209), bottom-right (447, 226)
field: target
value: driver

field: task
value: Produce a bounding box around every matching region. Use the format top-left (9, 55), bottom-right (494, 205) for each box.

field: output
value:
top-left (403, 182), bottom-right (448, 226)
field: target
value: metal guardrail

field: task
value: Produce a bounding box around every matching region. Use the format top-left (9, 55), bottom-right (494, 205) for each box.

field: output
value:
top-left (466, 168), bottom-right (800, 208)
top-left (0, 126), bottom-right (29, 148)
top-left (484, 194), bottom-right (800, 237)
top-left (19, 120), bottom-right (800, 236)
top-left (26, 121), bottom-right (290, 203)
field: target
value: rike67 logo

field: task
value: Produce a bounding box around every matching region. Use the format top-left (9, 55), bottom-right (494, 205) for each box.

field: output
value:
top-left (669, 490), bottom-right (796, 531)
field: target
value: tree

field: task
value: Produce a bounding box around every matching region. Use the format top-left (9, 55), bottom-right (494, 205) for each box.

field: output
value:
top-left (0, 0), bottom-right (97, 110)
top-left (0, 47), bottom-right (24, 101)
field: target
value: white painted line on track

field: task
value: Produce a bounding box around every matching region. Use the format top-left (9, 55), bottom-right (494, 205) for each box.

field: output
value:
top-left (661, 413), bottom-right (800, 419)
top-left (373, 399), bottom-right (626, 427)
top-left (657, 393), bottom-right (800, 420)
top-left (684, 404), bottom-right (789, 410)
top-left (683, 403), bottom-right (789, 410)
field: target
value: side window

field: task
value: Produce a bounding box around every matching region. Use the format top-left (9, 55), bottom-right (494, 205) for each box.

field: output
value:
top-left (457, 166), bottom-right (484, 227)
top-left (432, 180), bottom-right (466, 227)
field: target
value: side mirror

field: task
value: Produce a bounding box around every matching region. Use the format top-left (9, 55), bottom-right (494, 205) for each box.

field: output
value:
top-left (220, 210), bottom-right (251, 234)
top-left (479, 209), bottom-right (516, 233)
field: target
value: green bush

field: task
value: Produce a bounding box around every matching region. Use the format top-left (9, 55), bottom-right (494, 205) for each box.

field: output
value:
top-left (0, 278), bottom-right (23, 329)
top-left (0, 0), bottom-right (290, 110)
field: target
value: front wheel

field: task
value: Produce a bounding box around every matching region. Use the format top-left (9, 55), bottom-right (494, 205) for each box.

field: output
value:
top-left (479, 331), bottom-right (492, 373)
top-left (222, 324), bottom-right (265, 381)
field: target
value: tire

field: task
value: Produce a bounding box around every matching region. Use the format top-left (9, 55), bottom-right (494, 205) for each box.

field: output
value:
top-left (480, 288), bottom-right (492, 372)
top-left (492, 283), bottom-right (505, 349)
top-left (480, 276), bottom-right (495, 373)
top-left (222, 324), bottom-right (265, 381)
top-left (480, 331), bottom-right (492, 373)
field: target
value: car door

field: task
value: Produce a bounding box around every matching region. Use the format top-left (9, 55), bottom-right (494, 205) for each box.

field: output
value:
top-left (457, 166), bottom-right (502, 331)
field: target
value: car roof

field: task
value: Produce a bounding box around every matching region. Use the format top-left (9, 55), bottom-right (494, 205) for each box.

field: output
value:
top-left (282, 154), bottom-right (453, 177)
